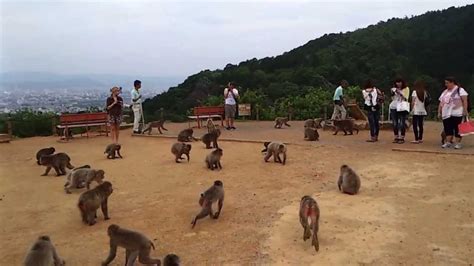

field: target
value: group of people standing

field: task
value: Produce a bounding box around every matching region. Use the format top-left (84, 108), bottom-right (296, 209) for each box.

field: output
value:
top-left (332, 76), bottom-right (470, 149)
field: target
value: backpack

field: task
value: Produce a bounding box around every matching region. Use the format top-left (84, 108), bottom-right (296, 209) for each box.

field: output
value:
top-left (457, 87), bottom-right (472, 113)
top-left (424, 91), bottom-right (431, 109)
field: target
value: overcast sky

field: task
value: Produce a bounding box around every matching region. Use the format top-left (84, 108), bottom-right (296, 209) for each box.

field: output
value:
top-left (1, 0), bottom-right (472, 77)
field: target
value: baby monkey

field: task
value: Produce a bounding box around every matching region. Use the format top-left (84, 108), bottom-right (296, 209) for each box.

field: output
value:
top-left (164, 254), bottom-right (181, 266)
top-left (262, 141), bottom-right (287, 165)
top-left (205, 148), bottom-right (223, 170)
top-left (274, 117), bottom-right (291, 128)
top-left (299, 195), bottom-right (320, 252)
top-left (337, 164), bottom-right (361, 195)
top-left (191, 180), bottom-right (224, 229)
top-left (105, 143), bottom-right (123, 159)
top-left (35, 147), bottom-right (55, 165)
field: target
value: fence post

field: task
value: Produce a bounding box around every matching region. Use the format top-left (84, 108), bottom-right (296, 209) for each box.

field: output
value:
top-left (52, 117), bottom-right (57, 136)
top-left (7, 119), bottom-right (12, 138)
top-left (256, 104), bottom-right (260, 121)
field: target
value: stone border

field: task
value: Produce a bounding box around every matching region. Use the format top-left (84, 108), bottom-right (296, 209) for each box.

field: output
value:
top-left (392, 148), bottom-right (474, 156)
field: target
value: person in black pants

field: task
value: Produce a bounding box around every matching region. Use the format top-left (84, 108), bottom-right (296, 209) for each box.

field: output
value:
top-left (362, 80), bottom-right (381, 142)
top-left (410, 80), bottom-right (428, 143)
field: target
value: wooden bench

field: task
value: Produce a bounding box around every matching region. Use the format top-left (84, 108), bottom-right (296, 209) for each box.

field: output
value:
top-left (56, 112), bottom-right (109, 140)
top-left (188, 106), bottom-right (225, 128)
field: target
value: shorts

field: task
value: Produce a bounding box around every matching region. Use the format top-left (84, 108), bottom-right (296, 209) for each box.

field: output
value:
top-left (443, 116), bottom-right (463, 138)
top-left (108, 115), bottom-right (123, 126)
top-left (225, 104), bottom-right (236, 119)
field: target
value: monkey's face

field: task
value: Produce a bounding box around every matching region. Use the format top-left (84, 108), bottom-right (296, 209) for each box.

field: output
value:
top-left (107, 224), bottom-right (119, 235)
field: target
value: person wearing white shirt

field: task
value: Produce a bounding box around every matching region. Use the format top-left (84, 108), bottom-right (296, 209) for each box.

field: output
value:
top-left (389, 78), bottom-right (410, 144)
top-left (362, 79), bottom-right (381, 142)
top-left (331, 80), bottom-right (348, 120)
top-left (224, 82), bottom-right (239, 130)
top-left (410, 80), bottom-right (428, 144)
top-left (438, 76), bottom-right (469, 149)
top-left (131, 80), bottom-right (143, 134)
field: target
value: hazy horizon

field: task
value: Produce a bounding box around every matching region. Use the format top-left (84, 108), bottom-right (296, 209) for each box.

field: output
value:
top-left (1, 0), bottom-right (472, 79)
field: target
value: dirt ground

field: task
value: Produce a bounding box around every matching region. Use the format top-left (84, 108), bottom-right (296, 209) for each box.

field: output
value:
top-left (0, 121), bottom-right (473, 265)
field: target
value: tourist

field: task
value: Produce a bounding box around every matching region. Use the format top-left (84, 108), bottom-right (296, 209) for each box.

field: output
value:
top-left (410, 80), bottom-right (428, 144)
top-left (438, 76), bottom-right (469, 149)
top-left (131, 80), bottom-right (143, 134)
top-left (331, 80), bottom-right (348, 120)
top-left (390, 78), bottom-right (410, 144)
top-left (106, 86), bottom-right (123, 144)
top-left (224, 82), bottom-right (239, 130)
top-left (362, 80), bottom-right (381, 142)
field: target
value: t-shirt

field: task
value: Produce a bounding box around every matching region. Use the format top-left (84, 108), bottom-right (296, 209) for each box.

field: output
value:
top-left (224, 88), bottom-right (239, 105)
top-left (362, 88), bottom-right (378, 107)
top-left (389, 87), bottom-right (410, 109)
top-left (106, 96), bottom-right (123, 116)
top-left (411, 90), bottom-right (427, 116)
top-left (439, 86), bottom-right (468, 119)
top-left (333, 86), bottom-right (343, 101)
top-left (131, 89), bottom-right (141, 105)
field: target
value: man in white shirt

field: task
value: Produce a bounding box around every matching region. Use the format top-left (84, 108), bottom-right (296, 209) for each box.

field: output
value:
top-left (224, 82), bottom-right (239, 130)
top-left (131, 80), bottom-right (142, 134)
top-left (331, 80), bottom-right (348, 120)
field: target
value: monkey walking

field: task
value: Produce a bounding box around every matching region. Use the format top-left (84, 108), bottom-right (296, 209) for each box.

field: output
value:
top-left (337, 165), bottom-right (361, 195)
top-left (39, 153), bottom-right (74, 176)
top-left (177, 128), bottom-right (198, 142)
top-left (206, 118), bottom-right (217, 133)
top-left (164, 254), bottom-right (181, 266)
top-left (77, 181), bottom-right (113, 225)
top-left (104, 143), bottom-right (123, 159)
top-left (141, 120), bottom-right (168, 135)
top-left (64, 168), bottom-right (105, 194)
top-left (274, 117), bottom-right (291, 128)
top-left (101, 224), bottom-right (163, 266)
top-left (35, 147), bottom-right (55, 165)
top-left (205, 148), bottom-right (223, 170)
top-left (202, 128), bottom-right (221, 149)
top-left (262, 141), bottom-right (287, 165)
top-left (333, 119), bottom-right (359, 135)
top-left (191, 180), bottom-right (224, 229)
top-left (24, 235), bottom-right (65, 266)
top-left (299, 195), bottom-right (320, 252)
top-left (171, 142), bottom-right (192, 163)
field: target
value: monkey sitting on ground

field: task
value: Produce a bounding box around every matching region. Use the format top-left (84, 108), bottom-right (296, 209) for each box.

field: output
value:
top-left (104, 143), bottom-right (123, 159)
top-left (304, 119), bottom-right (316, 128)
top-left (77, 181), bottom-right (113, 225)
top-left (206, 118), bottom-right (217, 133)
top-left (35, 147), bottom-right (55, 165)
top-left (177, 128), bottom-right (198, 142)
top-left (24, 235), bottom-right (65, 266)
top-left (64, 168), bottom-right (105, 194)
top-left (304, 127), bottom-right (319, 141)
top-left (39, 153), bottom-right (74, 176)
top-left (164, 254), bottom-right (181, 266)
top-left (191, 180), bottom-right (224, 229)
top-left (262, 141), bottom-right (287, 165)
top-left (141, 119), bottom-right (168, 135)
top-left (171, 142), bottom-right (192, 163)
top-left (101, 224), bottom-right (161, 266)
top-left (333, 119), bottom-right (359, 135)
top-left (337, 165), bottom-right (361, 195)
top-left (205, 148), bottom-right (223, 170)
top-left (299, 195), bottom-right (320, 252)
top-left (274, 117), bottom-right (291, 128)
top-left (202, 128), bottom-right (221, 149)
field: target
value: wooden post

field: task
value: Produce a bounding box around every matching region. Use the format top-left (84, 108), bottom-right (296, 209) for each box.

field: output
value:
top-left (52, 118), bottom-right (57, 136)
top-left (256, 104), bottom-right (260, 121)
top-left (7, 120), bottom-right (12, 138)
top-left (160, 108), bottom-right (164, 121)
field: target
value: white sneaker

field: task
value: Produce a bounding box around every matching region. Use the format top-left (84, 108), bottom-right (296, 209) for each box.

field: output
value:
top-left (454, 143), bottom-right (462, 149)
top-left (441, 143), bottom-right (452, 149)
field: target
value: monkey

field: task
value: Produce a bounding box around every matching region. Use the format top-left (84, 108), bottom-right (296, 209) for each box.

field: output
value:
top-left (171, 142), bottom-right (192, 163)
top-left (77, 181), bottom-right (113, 225)
top-left (35, 147), bottom-right (55, 165)
top-left (263, 141), bottom-right (287, 165)
top-left (163, 254), bottom-right (181, 266)
top-left (39, 153), bottom-right (74, 176)
top-left (205, 148), bottom-right (223, 170)
top-left (104, 143), bottom-right (123, 159)
top-left (314, 118), bottom-right (324, 129)
top-left (177, 128), bottom-right (198, 142)
top-left (101, 224), bottom-right (161, 266)
top-left (304, 119), bottom-right (316, 129)
top-left (304, 127), bottom-right (319, 141)
top-left (206, 118), bottom-right (217, 133)
top-left (64, 168), bottom-right (105, 194)
top-left (24, 235), bottom-right (65, 266)
top-left (191, 180), bottom-right (224, 229)
top-left (66, 165), bottom-right (91, 189)
top-left (201, 128), bottom-right (221, 149)
top-left (299, 195), bottom-right (320, 252)
top-left (274, 117), bottom-right (291, 128)
top-left (337, 165), bottom-right (361, 195)
top-left (141, 119), bottom-right (168, 135)
top-left (333, 119), bottom-right (359, 135)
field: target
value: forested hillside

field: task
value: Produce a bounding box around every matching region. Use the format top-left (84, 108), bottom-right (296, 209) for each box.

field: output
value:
top-left (143, 5), bottom-right (474, 121)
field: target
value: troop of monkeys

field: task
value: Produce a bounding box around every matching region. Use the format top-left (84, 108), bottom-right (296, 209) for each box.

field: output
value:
top-left (28, 117), bottom-right (363, 264)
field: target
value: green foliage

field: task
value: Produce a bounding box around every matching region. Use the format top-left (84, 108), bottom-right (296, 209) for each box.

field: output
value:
top-left (0, 109), bottom-right (57, 138)
top-left (202, 95), bottom-right (224, 106)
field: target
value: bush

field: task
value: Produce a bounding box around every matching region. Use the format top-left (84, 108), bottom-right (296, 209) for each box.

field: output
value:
top-left (1, 109), bottom-right (57, 138)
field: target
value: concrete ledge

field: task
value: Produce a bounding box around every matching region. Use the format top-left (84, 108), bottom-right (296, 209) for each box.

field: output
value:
top-left (392, 148), bottom-right (474, 156)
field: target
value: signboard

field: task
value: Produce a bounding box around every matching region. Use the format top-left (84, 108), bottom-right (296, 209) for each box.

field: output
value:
top-left (238, 104), bottom-right (251, 116)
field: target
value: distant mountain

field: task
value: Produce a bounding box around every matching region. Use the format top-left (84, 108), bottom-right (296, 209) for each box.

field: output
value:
top-left (143, 4), bottom-right (474, 120)
top-left (0, 72), bottom-right (183, 91)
